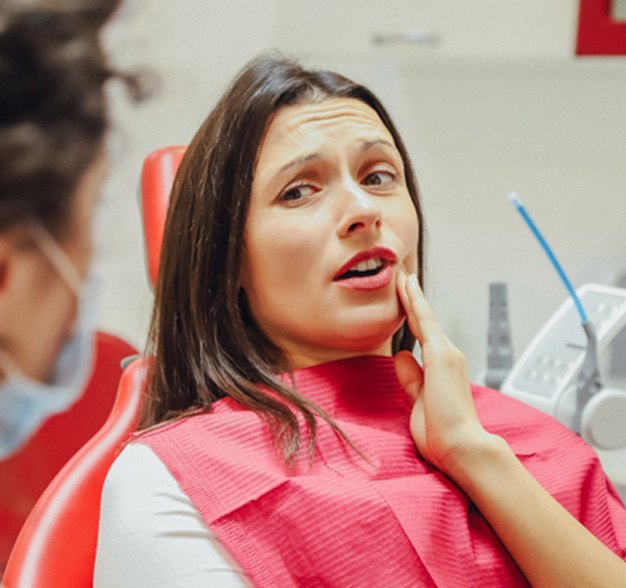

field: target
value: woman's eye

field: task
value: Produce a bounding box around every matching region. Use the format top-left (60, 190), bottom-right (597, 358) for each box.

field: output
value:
top-left (278, 183), bottom-right (317, 204)
top-left (363, 169), bottom-right (396, 187)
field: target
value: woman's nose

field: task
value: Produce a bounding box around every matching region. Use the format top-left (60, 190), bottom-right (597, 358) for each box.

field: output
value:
top-left (336, 182), bottom-right (382, 238)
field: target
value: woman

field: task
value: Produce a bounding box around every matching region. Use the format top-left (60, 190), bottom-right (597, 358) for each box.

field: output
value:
top-left (0, 0), bottom-right (129, 457)
top-left (0, 0), bottom-right (146, 462)
top-left (95, 54), bottom-right (626, 587)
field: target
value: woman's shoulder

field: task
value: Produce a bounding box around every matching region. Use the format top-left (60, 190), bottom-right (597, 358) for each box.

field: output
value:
top-left (134, 401), bottom-right (274, 466)
top-left (470, 383), bottom-right (594, 457)
top-left (99, 442), bottom-right (191, 520)
top-left (136, 398), bottom-right (258, 442)
top-left (95, 442), bottom-right (250, 587)
top-left (471, 383), bottom-right (574, 429)
top-left (104, 442), bottom-right (172, 490)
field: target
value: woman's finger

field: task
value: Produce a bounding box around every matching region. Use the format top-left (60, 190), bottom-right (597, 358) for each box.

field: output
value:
top-left (394, 350), bottom-right (424, 404)
top-left (396, 269), bottom-right (423, 341)
top-left (404, 274), bottom-right (450, 351)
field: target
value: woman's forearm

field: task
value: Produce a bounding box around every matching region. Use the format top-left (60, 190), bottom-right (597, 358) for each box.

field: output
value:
top-left (448, 434), bottom-right (626, 588)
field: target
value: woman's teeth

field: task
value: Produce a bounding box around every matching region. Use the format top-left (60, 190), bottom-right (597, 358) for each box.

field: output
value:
top-left (351, 258), bottom-right (384, 273)
top-left (337, 257), bottom-right (386, 279)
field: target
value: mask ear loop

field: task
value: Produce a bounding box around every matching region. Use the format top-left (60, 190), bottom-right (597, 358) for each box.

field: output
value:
top-left (28, 224), bottom-right (84, 297)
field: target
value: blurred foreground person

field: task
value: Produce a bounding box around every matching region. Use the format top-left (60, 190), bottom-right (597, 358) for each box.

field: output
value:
top-left (0, 0), bottom-right (139, 570)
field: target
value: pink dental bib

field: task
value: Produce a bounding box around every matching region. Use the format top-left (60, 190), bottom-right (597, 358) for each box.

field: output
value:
top-left (141, 356), bottom-right (626, 587)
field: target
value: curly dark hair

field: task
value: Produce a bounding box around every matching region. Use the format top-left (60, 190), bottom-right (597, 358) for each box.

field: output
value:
top-left (0, 0), bottom-right (135, 236)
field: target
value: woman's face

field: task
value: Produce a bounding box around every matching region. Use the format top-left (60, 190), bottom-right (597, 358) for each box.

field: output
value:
top-left (241, 98), bottom-right (418, 369)
top-left (0, 152), bottom-right (106, 381)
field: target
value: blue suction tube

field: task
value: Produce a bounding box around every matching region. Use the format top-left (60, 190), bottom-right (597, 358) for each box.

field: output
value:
top-left (508, 192), bottom-right (588, 323)
top-left (508, 192), bottom-right (601, 431)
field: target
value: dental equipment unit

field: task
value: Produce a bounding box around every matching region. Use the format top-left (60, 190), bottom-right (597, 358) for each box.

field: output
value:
top-left (491, 193), bottom-right (626, 498)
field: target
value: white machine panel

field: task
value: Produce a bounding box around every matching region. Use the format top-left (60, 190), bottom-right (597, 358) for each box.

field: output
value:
top-left (501, 284), bottom-right (626, 419)
top-left (501, 284), bottom-right (626, 502)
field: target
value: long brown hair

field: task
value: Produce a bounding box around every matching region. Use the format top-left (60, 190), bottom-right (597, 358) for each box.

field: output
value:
top-left (141, 53), bottom-right (425, 463)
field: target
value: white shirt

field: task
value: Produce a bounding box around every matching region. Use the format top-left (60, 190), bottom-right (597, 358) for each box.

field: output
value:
top-left (94, 443), bottom-right (251, 587)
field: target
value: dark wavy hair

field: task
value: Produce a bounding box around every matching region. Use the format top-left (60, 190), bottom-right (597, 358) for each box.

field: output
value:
top-left (0, 0), bottom-right (140, 237)
top-left (141, 54), bottom-right (425, 463)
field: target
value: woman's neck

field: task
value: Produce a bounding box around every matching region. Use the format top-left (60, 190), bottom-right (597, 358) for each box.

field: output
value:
top-left (284, 342), bottom-right (393, 371)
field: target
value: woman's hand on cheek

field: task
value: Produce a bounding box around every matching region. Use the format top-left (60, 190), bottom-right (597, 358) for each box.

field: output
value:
top-left (394, 271), bottom-right (495, 478)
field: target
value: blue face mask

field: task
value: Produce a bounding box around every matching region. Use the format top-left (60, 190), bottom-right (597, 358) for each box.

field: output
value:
top-left (0, 226), bottom-right (98, 460)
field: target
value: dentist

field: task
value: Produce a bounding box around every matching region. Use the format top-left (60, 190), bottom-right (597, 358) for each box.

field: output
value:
top-left (0, 0), bottom-right (123, 460)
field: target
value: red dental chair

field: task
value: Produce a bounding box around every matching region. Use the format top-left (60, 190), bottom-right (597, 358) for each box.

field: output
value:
top-left (141, 146), bottom-right (186, 289)
top-left (3, 146), bottom-right (185, 587)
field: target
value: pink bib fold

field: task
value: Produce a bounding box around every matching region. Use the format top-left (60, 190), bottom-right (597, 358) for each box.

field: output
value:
top-left (141, 355), bottom-right (626, 587)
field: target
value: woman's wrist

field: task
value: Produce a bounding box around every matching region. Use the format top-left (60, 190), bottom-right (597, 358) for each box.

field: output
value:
top-left (441, 429), bottom-right (514, 493)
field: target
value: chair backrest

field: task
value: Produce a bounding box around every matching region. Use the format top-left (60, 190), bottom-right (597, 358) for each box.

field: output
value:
top-left (2, 357), bottom-right (148, 588)
top-left (140, 146), bottom-right (186, 289)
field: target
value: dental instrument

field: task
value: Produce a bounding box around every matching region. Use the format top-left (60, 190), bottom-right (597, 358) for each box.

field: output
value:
top-left (500, 193), bottom-right (626, 453)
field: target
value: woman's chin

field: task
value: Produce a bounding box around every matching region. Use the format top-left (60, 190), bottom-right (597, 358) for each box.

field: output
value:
top-left (331, 312), bottom-right (404, 353)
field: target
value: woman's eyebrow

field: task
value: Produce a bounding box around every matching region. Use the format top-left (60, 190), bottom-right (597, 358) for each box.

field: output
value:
top-left (275, 139), bottom-right (396, 178)
top-left (278, 152), bottom-right (322, 175)
top-left (360, 139), bottom-right (396, 153)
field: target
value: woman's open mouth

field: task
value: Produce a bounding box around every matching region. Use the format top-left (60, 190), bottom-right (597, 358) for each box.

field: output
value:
top-left (334, 248), bottom-right (396, 291)
top-left (336, 257), bottom-right (387, 280)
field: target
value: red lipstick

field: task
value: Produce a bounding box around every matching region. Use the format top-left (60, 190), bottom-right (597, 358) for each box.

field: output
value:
top-left (333, 247), bottom-right (397, 291)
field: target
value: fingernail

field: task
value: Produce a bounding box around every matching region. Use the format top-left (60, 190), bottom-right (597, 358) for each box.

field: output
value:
top-left (408, 273), bottom-right (419, 292)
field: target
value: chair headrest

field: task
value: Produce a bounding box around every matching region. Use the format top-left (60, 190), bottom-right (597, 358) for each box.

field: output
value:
top-left (140, 146), bottom-right (186, 289)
